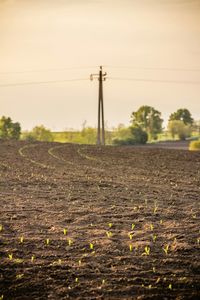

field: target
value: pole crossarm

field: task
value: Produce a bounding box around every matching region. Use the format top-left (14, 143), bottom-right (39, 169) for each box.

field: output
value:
top-left (90, 66), bottom-right (107, 145)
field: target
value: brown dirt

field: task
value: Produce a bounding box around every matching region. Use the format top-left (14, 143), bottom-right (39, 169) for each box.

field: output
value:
top-left (0, 141), bottom-right (200, 300)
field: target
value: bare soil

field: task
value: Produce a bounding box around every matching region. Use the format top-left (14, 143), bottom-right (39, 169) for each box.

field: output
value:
top-left (0, 141), bottom-right (200, 299)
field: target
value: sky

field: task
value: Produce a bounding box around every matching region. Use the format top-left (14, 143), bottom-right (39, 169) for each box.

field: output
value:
top-left (0, 0), bottom-right (200, 131)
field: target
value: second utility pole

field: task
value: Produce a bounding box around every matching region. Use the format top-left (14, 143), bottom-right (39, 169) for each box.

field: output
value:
top-left (90, 66), bottom-right (107, 145)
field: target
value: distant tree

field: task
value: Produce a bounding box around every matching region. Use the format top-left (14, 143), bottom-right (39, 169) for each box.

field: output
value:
top-left (131, 105), bottom-right (163, 140)
top-left (23, 125), bottom-right (54, 142)
top-left (168, 120), bottom-right (192, 140)
top-left (169, 108), bottom-right (193, 125)
top-left (0, 116), bottom-right (21, 140)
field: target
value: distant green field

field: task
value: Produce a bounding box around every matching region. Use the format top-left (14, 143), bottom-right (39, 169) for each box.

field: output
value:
top-left (52, 131), bottom-right (114, 144)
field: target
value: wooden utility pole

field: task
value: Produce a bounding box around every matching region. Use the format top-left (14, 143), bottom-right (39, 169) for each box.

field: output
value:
top-left (90, 66), bottom-right (107, 145)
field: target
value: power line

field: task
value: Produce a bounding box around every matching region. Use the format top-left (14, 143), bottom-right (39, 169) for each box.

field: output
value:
top-left (0, 78), bottom-right (89, 88)
top-left (0, 76), bottom-right (200, 88)
top-left (108, 77), bottom-right (200, 85)
top-left (1, 65), bottom-right (200, 75)
top-left (105, 65), bottom-right (200, 72)
top-left (0, 66), bottom-right (98, 75)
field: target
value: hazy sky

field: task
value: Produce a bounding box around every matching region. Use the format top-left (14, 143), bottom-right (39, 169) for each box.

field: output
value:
top-left (0, 0), bottom-right (200, 130)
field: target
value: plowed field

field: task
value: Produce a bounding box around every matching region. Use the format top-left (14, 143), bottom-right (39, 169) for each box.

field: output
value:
top-left (0, 141), bottom-right (200, 299)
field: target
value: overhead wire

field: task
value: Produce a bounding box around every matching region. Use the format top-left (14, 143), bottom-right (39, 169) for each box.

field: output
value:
top-left (1, 65), bottom-right (200, 75)
top-left (108, 77), bottom-right (200, 85)
top-left (0, 78), bottom-right (89, 88)
top-left (105, 65), bottom-right (200, 72)
top-left (0, 66), bottom-right (99, 75)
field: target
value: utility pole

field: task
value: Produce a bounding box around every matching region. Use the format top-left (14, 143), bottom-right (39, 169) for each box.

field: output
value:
top-left (90, 66), bottom-right (107, 145)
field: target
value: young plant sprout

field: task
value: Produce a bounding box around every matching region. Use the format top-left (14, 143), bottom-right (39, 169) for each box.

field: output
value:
top-left (160, 220), bottom-right (163, 225)
top-left (0, 295), bottom-right (3, 300)
top-left (108, 223), bottom-right (113, 228)
top-left (142, 246), bottom-right (150, 256)
top-left (75, 277), bottom-right (79, 283)
top-left (0, 225), bottom-right (3, 232)
top-left (106, 231), bottom-right (113, 238)
top-left (31, 255), bottom-right (35, 262)
top-left (78, 260), bottom-right (81, 266)
top-left (46, 238), bottom-right (50, 245)
top-left (150, 224), bottom-right (154, 231)
top-left (153, 267), bottom-right (156, 273)
top-left (153, 206), bottom-right (158, 214)
top-left (19, 236), bottom-right (24, 243)
top-left (129, 233), bottom-right (133, 240)
top-left (155, 277), bottom-right (160, 284)
top-left (16, 274), bottom-right (24, 280)
top-left (15, 258), bottom-right (23, 264)
top-left (63, 228), bottom-right (67, 235)
top-left (8, 253), bottom-right (13, 260)
top-left (129, 244), bottom-right (133, 252)
top-left (152, 234), bottom-right (157, 242)
top-left (68, 239), bottom-right (73, 246)
top-left (168, 284), bottom-right (172, 290)
top-left (197, 238), bottom-right (200, 245)
top-left (132, 224), bottom-right (135, 230)
top-left (90, 243), bottom-right (94, 250)
top-left (163, 244), bottom-right (169, 255)
top-left (102, 279), bottom-right (105, 285)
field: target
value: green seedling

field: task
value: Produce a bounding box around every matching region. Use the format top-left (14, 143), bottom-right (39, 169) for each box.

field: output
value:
top-left (131, 224), bottom-right (135, 230)
top-left (15, 258), bottom-right (23, 264)
top-left (150, 224), bottom-right (154, 231)
top-left (8, 253), bottom-right (13, 260)
top-left (152, 234), bottom-right (157, 242)
top-left (197, 238), bottom-right (200, 245)
top-left (160, 219), bottom-right (163, 225)
top-left (68, 239), bottom-right (73, 246)
top-left (142, 246), bottom-right (150, 256)
top-left (0, 225), bottom-right (3, 232)
top-left (31, 255), bottom-right (35, 262)
top-left (78, 260), bottom-right (81, 266)
top-left (102, 279), bottom-right (105, 285)
top-left (63, 228), bottom-right (68, 235)
top-left (168, 284), bottom-right (172, 290)
top-left (155, 277), bottom-right (160, 284)
top-left (129, 233), bottom-right (133, 240)
top-left (90, 243), bottom-right (94, 250)
top-left (153, 267), bottom-right (156, 273)
top-left (108, 223), bottom-right (113, 228)
top-left (153, 206), bottom-right (158, 214)
top-left (129, 244), bottom-right (133, 252)
top-left (16, 274), bottom-right (24, 279)
top-left (19, 236), bottom-right (24, 243)
top-left (46, 238), bottom-right (50, 245)
top-left (75, 277), bottom-right (79, 283)
top-left (106, 231), bottom-right (113, 238)
top-left (163, 244), bottom-right (169, 255)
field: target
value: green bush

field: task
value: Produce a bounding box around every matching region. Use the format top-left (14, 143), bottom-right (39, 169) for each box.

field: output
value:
top-left (189, 140), bottom-right (200, 151)
top-left (22, 125), bottom-right (54, 142)
top-left (113, 125), bottom-right (148, 145)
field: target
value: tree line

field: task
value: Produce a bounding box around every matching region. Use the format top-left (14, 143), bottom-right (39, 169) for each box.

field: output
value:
top-left (0, 107), bottom-right (199, 144)
top-left (113, 106), bottom-right (195, 145)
